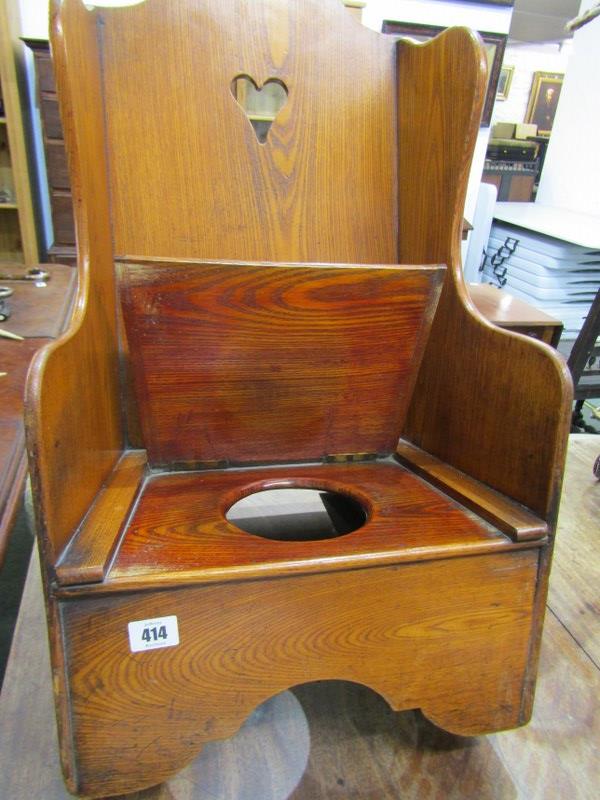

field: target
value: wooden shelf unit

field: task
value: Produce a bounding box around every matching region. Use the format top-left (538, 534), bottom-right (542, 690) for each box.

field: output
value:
top-left (23, 38), bottom-right (76, 266)
top-left (0, 0), bottom-right (39, 264)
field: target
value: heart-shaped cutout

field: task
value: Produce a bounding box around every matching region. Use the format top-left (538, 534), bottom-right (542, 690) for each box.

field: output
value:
top-left (231, 75), bottom-right (288, 143)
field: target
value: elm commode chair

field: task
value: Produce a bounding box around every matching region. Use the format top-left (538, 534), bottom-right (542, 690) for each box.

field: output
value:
top-left (25, 0), bottom-right (572, 796)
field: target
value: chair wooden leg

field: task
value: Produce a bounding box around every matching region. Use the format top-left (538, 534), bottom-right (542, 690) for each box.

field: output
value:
top-left (53, 549), bottom-right (541, 797)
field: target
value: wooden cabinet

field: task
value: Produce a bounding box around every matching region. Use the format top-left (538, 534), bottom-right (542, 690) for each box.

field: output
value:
top-left (0, 0), bottom-right (39, 264)
top-left (23, 38), bottom-right (76, 265)
top-left (482, 169), bottom-right (536, 202)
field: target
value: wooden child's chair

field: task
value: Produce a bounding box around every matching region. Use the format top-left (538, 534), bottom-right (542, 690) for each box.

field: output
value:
top-left (25, 1), bottom-right (572, 796)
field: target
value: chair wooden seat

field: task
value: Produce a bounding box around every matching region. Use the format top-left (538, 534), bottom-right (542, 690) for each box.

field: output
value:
top-left (24, 1), bottom-right (571, 796)
top-left (56, 456), bottom-right (546, 592)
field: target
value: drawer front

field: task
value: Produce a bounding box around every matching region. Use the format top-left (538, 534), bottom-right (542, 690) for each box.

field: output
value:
top-left (33, 52), bottom-right (56, 94)
top-left (45, 140), bottom-right (70, 190)
top-left (50, 191), bottom-right (76, 245)
top-left (48, 245), bottom-right (77, 267)
top-left (511, 325), bottom-right (555, 346)
top-left (41, 94), bottom-right (63, 140)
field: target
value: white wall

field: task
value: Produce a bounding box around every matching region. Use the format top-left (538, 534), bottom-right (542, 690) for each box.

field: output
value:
top-left (18, 0), bottom-right (48, 38)
top-left (536, 0), bottom-right (600, 215)
top-left (361, 0), bottom-right (509, 32)
top-left (491, 41), bottom-right (572, 127)
top-left (362, 0), bottom-right (512, 225)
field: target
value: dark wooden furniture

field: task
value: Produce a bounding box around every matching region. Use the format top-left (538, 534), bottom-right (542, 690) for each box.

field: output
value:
top-left (24, 2), bottom-right (572, 797)
top-left (22, 39), bottom-right (76, 266)
top-left (0, 0), bottom-right (40, 266)
top-left (568, 284), bottom-right (600, 430)
top-left (481, 167), bottom-right (536, 202)
top-left (482, 137), bottom-right (538, 202)
top-left (469, 283), bottom-right (563, 347)
top-left (0, 264), bottom-right (75, 566)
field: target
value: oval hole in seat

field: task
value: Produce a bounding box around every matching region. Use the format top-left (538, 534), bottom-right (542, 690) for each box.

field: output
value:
top-left (225, 488), bottom-right (367, 541)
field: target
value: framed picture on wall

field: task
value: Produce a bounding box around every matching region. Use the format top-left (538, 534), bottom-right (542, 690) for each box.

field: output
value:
top-left (496, 65), bottom-right (514, 100)
top-left (525, 72), bottom-right (564, 136)
top-left (381, 21), bottom-right (507, 127)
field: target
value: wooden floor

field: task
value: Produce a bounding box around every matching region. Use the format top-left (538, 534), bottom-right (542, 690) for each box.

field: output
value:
top-left (0, 435), bottom-right (598, 799)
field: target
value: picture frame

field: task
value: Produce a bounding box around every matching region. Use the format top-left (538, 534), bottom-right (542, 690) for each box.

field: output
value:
top-left (381, 21), bottom-right (507, 127)
top-left (496, 65), bottom-right (514, 101)
top-left (525, 72), bottom-right (564, 137)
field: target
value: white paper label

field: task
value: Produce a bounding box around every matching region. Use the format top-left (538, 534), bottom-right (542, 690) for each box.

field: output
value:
top-left (128, 615), bottom-right (179, 653)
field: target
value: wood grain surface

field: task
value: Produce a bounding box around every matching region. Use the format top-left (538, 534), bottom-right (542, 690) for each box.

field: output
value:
top-left (0, 265), bottom-right (75, 564)
top-left (25, 0), bottom-right (124, 565)
top-left (21, 1), bottom-right (574, 796)
top-left (55, 450), bottom-right (147, 586)
top-left (0, 264), bottom-right (75, 338)
top-left (59, 550), bottom-right (538, 796)
top-left (100, 0), bottom-right (398, 265)
top-left (395, 30), bottom-right (572, 522)
top-left (395, 440), bottom-right (548, 542)
top-left (29, 0), bottom-right (570, 566)
top-left (469, 283), bottom-right (563, 346)
top-left (97, 459), bottom-right (535, 594)
top-left (1, 435), bottom-right (598, 800)
top-left (0, 339), bottom-right (45, 563)
top-left (547, 436), bottom-right (600, 667)
top-left (119, 259), bottom-right (444, 466)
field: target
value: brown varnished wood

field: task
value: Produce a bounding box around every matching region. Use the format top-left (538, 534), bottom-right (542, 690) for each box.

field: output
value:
top-left (1, 339), bottom-right (49, 427)
top-left (469, 283), bottom-right (563, 347)
top-left (3, 438), bottom-right (600, 800)
top-left (59, 459), bottom-right (540, 595)
top-left (395, 440), bottom-right (549, 542)
top-left (0, 443), bottom-right (27, 566)
top-left (23, 10), bottom-right (123, 784)
top-left (395, 30), bottom-right (572, 521)
top-left (406, 291), bottom-right (572, 521)
top-left (119, 259), bottom-right (444, 466)
top-left (0, 340), bottom-right (46, 564)
top-left (25, 0), bottom-right (123, 566)
top-left (547, 435), bottom-right (600, 666)
top-left (55, 450), bottom-right (147, 586)
top-left (0, 264), bottom-right (75, 338)
top-left (1, 266), bottom-right (75, 564)
top-left (100, 0), bottom-right (397, 264)
top-left (20, 2), bottom-right (575, 796)
top-left (59, 551), bottom-right (538, 797)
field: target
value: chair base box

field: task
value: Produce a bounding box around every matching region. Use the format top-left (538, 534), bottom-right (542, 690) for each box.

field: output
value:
top-left (56, 548), bottom-right (540, 797)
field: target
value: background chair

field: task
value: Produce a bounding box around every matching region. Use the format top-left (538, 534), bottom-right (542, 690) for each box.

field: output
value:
top-left (25, 1), bottom-right (572, 796)
top-left (568, 284), bottom-right (600, 431)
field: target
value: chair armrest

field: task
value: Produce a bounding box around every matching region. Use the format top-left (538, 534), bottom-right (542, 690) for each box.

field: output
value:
top-left (405, 297), bottom-right (573, 522)
top-left (396, 440), bottom-right (549, 541)
top-left (25, 5), bottom-right (125, 569)
top-left (394, 30), bottom-right (572, 521)
top-left (25, 264), bottom-right (124, 567)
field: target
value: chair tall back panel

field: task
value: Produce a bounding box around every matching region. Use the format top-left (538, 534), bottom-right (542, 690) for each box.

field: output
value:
top-left (101, 0), bottom-right (398, 265)
top-left (23, 1), bottom-right (573, 797)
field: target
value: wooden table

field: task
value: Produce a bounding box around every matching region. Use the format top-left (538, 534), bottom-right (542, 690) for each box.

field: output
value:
top-left (0, 434), bottom-right (598, 800)
top-left (0, 265), bottom-right (76, 566)
top-left (469, 282), bottom-right (563, 347)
